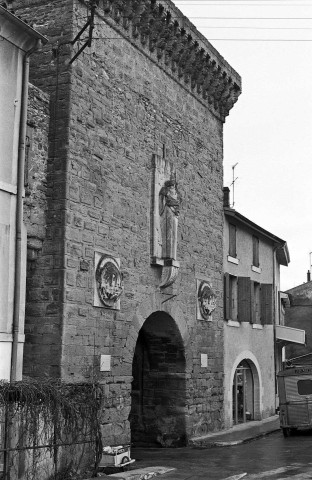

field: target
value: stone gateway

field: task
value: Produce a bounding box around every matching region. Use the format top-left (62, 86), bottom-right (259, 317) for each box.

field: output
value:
top-left (16, 0), bottom-right (241, 448)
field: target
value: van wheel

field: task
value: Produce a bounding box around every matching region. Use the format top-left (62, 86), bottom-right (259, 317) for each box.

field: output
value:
top-left (282, 427), bottom-right (290, 437)
top-left (121, 456), bottom-right (130, 471)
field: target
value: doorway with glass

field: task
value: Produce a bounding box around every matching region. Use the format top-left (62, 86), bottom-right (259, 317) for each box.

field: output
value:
top-left (232, 360), bottom-right (254, 424)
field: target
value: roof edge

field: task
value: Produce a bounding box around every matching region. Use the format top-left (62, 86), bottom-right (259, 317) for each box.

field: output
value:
top-left (224, 206), bottom-right (290, 265)
top-left (0, 5), bottom-right (48, 44)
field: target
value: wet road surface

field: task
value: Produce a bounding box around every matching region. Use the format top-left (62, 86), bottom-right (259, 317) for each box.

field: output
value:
top-left (132, 430), bottom-right (312, 479)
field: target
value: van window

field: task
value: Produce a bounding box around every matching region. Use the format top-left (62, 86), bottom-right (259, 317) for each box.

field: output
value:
top-left (298, 379), bottom-right (312, 395)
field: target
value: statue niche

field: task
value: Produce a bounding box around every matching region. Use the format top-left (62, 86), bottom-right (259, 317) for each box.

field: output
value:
top-left (151, 154), bottom-right (180, 289)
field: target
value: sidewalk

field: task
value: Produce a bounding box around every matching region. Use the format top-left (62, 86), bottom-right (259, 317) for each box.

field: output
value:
top-left (189, 414), bottom-right (280, 447)
top-left (84, 415), bottom-right (280, 480)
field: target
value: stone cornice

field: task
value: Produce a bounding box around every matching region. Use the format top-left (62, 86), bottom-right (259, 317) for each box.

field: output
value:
top-left (97, 0), bottom-right (242, 121)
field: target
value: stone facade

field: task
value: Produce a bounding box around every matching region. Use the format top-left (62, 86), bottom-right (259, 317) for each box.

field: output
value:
top-left (13, 0), bottom-right (241, 446)
top-left (24, 83), bottom-right (51, 375)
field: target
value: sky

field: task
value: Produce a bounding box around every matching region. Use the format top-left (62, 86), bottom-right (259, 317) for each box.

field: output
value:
top-left (173, 0), bottom-right (312, 291)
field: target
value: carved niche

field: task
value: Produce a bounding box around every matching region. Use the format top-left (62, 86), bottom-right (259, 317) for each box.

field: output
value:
top-left (197, 279), bottom-right (217, 321)
top-left (94, 251), bottom-right (123, 310)
top-left (151, 154), bottom-right (180, 288)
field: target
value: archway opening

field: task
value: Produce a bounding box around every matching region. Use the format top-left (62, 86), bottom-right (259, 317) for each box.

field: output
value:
top-left (232, 360), bottom-right (255, 424)
top-left (130, 312), bottom-right (186, 447)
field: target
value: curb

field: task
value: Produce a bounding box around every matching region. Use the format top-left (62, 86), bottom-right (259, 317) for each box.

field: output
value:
top-left (191, 424), bottom-right (281, 448)
top-left (84, 466), bottom-right (176, 480)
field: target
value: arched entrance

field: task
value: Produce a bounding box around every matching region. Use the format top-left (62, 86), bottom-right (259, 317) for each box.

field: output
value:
top-left (130, 311), bottom-right (186, 447)
top-left (232, 360), bottom-right (257, 424)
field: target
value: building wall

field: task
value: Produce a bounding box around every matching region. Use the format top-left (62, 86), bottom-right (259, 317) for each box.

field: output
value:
top-left (23, 83), bottom-right (51, 376)
top-left (0, 9), bottom-right (42, 380)
top-left (224, 322), bottom-right (275, 427)
top-left (223, 219), bottom-right (275, 282)
top-left (285, 281), bottom-right (312, 361)
top-left (13, 0), bottom-right (241, 444)
top-left (14, 0), bottom-right (75, 378)
top-left (0, 27), bottom-right (21, 380)
top-left (223, 215), bottom-right (277, 428)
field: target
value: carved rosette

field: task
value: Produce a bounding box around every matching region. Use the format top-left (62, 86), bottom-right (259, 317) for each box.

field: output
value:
top-left (94, 253), bottom-right (123, 309)
top-left (197, 280), bottom-right (217, 321)
top-left (99, 0), bottom-right (241, 121)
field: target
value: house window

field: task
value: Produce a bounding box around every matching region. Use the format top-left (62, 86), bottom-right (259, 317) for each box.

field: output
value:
top-left (229, 275), bottom-right (238, 321)
top-left (229, 224), bottom-right (237, 258)
top-left (252, 236), bottom-right (259, 268)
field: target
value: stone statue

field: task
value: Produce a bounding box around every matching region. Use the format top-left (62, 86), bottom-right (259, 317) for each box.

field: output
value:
top-left (159, 179), bottom-right (180, 261)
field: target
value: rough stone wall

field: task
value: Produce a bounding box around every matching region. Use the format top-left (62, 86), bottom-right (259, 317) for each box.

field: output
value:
top-left (13, 0), bottom-right (241, 444)
top-left (65, 3), bottom-right (226, 442)
top-left (13, 0), bottom-right (75, 377)
top-left (23, 83), bottom-right (53, 376)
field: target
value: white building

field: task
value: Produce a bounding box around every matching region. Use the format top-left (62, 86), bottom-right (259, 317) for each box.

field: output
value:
top-left (0, 5), bottom-right (46, 380)
top-left (223, 187), bottom-right (305, 428)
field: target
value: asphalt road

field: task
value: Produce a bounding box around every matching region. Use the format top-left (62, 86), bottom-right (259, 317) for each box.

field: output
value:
top-left (131, 430), bottom-right (312, 479)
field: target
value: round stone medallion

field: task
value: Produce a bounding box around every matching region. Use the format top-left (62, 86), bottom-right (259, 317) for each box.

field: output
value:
top-left (95, 255), bottom-right (123, 308)
top-left (198, 281), bottom-right (217, 320)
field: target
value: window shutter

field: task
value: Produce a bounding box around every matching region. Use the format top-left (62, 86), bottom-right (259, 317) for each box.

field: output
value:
top-left (261, 284), bottom-right (273, 324)
top-left (237, 277), bottom-right (251, 323)
top-left (250, 281), bottom-right (255, 324)
top-left (224, 273), bottom-right (230, 320)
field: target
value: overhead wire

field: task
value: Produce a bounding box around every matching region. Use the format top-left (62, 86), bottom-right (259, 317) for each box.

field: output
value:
top-left (175, 0), bottom-right (312, 3)
top-left (179, 3), bottom-right (312, 5)
top-left (71, 1), bottom-right (312, 44)
top-left (172, 0), bottom-right (312, 40)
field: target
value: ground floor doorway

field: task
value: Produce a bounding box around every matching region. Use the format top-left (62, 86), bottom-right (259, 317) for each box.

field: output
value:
top-left (130, 311), bottom-right (186, 447)
top-left (232, 360), bottom-right (254, 424)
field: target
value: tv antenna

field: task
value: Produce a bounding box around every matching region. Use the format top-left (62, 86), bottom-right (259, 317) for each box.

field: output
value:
top-left (230, 163), bottom-right (238, 208)
top-left (308, 252), bottom-right (312, 281)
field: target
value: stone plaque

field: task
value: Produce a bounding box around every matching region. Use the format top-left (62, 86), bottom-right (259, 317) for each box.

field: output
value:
top-left (100, 354), bottom-right (111, 372)
top-left (201, 354), bottom-right (208, 368)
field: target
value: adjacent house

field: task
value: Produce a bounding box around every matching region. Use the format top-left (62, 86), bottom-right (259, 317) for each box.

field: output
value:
top-left (0, 4), bottom-right (47, 381)
top-left (11, 0), bottom-right (241, 449)
top-left (223, 187), bottom-right (304, 428)
top-left (284, 279), bottom-right (312, 364)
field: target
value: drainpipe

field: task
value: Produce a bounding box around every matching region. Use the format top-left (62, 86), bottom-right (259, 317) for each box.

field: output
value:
top-left (10, 39), bottom-right (42, 382)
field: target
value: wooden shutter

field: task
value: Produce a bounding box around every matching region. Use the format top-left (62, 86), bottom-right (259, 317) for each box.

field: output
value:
top-left (224, 273), bottom-right (231, 320)
top-left (261, 283), bottom-right (273, 324)
top-left (237, 277), bottom-right (251, 323)
top-left (250, 281), bottom-right (255, 324)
